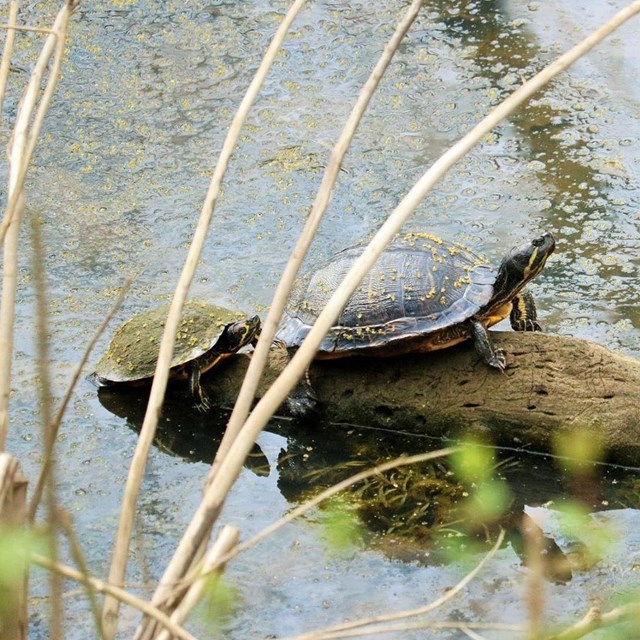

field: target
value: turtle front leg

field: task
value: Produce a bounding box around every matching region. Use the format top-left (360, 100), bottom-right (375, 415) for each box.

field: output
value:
top-left (510, 291), bottom-right (542, 332)
top-left (271, 340), bottom-right (319, 417)
top-left (469, 319), bottom-right (506, 371)
top-left (188, 365), bottom-right (211, 413)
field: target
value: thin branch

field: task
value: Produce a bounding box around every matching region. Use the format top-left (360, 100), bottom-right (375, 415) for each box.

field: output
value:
top-left (0, 1), bottom-right (74, 245)
top-left (282, 620), bottom-right (525, 640)
top-left (231, 449), bottom-right (455, 561)
top-left (58, 510), bottom-right (105, 640)
top-left (0, 24), bottom-right (56, 35)
top-left (105, 1), bottom-right (309, 637)
top-left (284, 529), bottom-right (505, 640)
top-left (0, 190), bottom-right (24, 452)
top-left (28, 279), bottom-right (131, 522)
top-left (31, 207), bottom-right (63, 640)
top-left (0, 0), bottom-right (76, 449)
top-left (31, 554), bottom-right (198, 640)
top-left (0, 0), bottom-right (20, 119)
top-left (545, 602), bottom-right (640, 640)
top-left (461, 626), bottom-right (488, 640)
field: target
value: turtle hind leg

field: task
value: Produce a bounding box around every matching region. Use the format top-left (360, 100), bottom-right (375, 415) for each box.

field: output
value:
top-left (511, 291), bottom-right (542, 332)
top-left (469, 319), bottom-right (506, 371)
top-left (286, 374), bottom-right (319, 418)
top-left (275, 345), bottom-right (320, 418)
top-left (188, 365), bottom-right (211, 413)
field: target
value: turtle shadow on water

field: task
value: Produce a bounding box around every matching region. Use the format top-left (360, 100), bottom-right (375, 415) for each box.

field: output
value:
top-left (97, 380), bottom-right (640, 586)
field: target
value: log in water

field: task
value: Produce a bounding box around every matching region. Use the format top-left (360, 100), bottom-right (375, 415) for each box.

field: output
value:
top-left (206, 332), bottom-right (640, 465)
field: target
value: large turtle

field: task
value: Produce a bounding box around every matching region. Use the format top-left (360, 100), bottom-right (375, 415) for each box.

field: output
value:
top-left (277, 232), bottom-right (555, 414)
top-left (94, 300), bottom-right (260, 412)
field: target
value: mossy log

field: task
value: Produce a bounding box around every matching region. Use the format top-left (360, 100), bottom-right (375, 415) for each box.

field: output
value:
top-left (206, 332), bottom-right (640, 465)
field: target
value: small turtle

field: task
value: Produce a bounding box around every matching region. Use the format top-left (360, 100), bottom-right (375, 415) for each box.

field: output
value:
top-left (276, 232), bottom-right (555, 415)
top-left (94, 300), bottom-right (260, 411)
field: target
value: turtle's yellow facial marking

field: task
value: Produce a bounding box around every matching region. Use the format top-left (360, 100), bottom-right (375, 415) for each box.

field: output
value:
top-left (523, 246), bottom-right (539, 280)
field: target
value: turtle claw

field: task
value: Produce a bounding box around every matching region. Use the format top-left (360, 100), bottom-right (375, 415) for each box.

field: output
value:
top-left (194, 397), bottom-right (211, 414)
top-left (513, 318), bottom-right (542, 332)
top-left (488, 348), bottom-right (507, 371)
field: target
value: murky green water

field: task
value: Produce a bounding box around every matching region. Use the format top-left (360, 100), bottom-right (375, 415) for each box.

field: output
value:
top-left (3, 0), bottom-right (640, 637)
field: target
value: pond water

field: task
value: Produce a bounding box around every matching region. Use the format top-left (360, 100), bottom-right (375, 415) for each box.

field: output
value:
top-left (3, 0), bottom-right (640, 638)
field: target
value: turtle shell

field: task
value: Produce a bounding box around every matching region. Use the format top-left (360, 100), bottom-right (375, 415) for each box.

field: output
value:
top-left (95, 300), bottom-right (248, 383)
top-left (277, 232), bottom-right (497, 355)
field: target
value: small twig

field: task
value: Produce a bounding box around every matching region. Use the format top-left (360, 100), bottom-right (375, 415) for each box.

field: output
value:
top-left (0, 190), bottom-right (24, 452)
top-left (58, 510), bottom-right (106, 639)
top-left (283, 528), bottom-right (505, 640)
top-left (28, 279), bottom-right (131, 522)
top-left (0, 0), bottom-right (20, 118)
top-left (31, 207), bottom-right (63, 640)
top-left (0, 1), bottom-right (73, 245)
top-left (0, 24), bottom-right (56, 35)
top-left (545, 602), bottom-right (640, 640)
top-left (282, 620), bottom-right (525, 640)
top-left (460, 626), bottom-right (488, 640)
top-left (31, 554), bottom-right (198, 640)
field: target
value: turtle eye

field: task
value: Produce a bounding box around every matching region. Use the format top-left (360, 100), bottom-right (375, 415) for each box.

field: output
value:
top-left (532, 236), bottom-right (544, 247)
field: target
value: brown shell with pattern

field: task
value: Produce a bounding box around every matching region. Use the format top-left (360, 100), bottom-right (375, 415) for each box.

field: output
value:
top-left (276, 233), bottom-right (501, 358)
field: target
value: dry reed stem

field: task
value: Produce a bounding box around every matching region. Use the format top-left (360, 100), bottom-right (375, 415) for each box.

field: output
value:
top-left (137, 4), bottom-right (640, 635)
top-left (545, 603), bottom-right (640, 640)
top-left (31, 210), bottom-right (63, 640)
top-left (31, 554), bottom-right (198, 640)
top-left (0, 0), bottom-right (76, 449)
top-left (0, 1), bottom-right (76, 246)
top-left (58, 510), bottom-right (105, 640)
top-left (0, 24), bottom-right (55, 35)
top-left (0, 0), bottom-right (19, 119)
top-left (106, 1), bottom-right (309, 637)
top-left (283, 620), bottom-right (525, 639)
top-left (212, 0), bottom-right (424, 477)
top-left (461, 627), bottom-right (488, 640)
top-left (178, 449), bottom-right (456, 598)
top-left (27, 279), bottom-right (131, 522)
top-left (285, 529), bottom-right (505, 640)
top-left (155, 525), bottom-right (240, 640)
top-left (0, 192), bottom-right (24, 452)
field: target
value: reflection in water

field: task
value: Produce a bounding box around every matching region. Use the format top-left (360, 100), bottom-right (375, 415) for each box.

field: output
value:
top-left (97, 387), bottom-right (270, 477)
top-left (98, 386), bottom-right (640, 585)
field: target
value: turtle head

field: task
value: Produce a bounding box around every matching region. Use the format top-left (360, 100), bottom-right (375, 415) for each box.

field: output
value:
top-left (221, 314), bottom-right (261, 352)
top-left (492, 233), bottom-right (555, 304)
